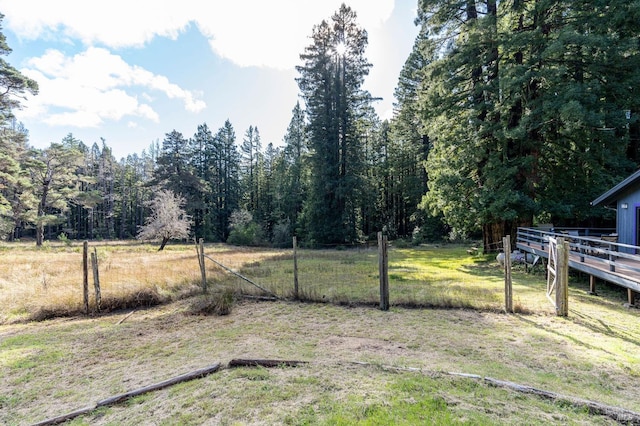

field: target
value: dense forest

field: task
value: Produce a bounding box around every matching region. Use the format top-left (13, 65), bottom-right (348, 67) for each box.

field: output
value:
top-left (1, 2), bottom-right (639, 251)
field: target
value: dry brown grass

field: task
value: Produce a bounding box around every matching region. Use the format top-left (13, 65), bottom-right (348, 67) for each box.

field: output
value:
top-left (0, 241), bottom-right (288, 323)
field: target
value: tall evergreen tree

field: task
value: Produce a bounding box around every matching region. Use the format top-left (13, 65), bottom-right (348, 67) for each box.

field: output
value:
top-left (277, 102), bottom-right (309, 237)
top-left (0, 122), bottom-right (37, 240)
top-left (418, 0), bottom-right (507, 251)
top-left (0, 14), bottom-right (38, 239)
top-left (115, 151), bottom-right (153, 239)
top-left (297, 4), bottom-right (373, 244)
top-left (240, 125), bottom-right (262, 215)
top-left (211, 120), bottom-right (241, 241)
top-left (388, 28), bottom-right (436, 240)
top-left (190, 123), bottom-right (215, 238)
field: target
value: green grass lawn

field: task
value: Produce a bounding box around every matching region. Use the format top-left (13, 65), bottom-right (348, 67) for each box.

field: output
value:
top-left (233, 244), bottom-right (566, 314)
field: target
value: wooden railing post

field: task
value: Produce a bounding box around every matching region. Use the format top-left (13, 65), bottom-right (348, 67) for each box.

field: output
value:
top-left (608, 242), bottom-right (616, 272)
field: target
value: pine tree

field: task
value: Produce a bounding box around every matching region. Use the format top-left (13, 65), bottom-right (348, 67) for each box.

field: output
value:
top-left (240, 125), bottom-right (262, 215)
top-left (278, 102), bottom-right (309, 238)
top-left (0, 122), bottom-right (37, 240)
top-left (210, 120), bottom-right (240, 241)
top-left (0, 14), bottom-right (38, 240)
top-left (296, 4), bottom-right (373, 244)
top-left (25, 139), bottom-right (84, 246)
top-left (190, 123), bottom-right (215, 238)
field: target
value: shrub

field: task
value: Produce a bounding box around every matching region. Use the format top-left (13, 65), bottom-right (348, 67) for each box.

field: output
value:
top-left (57, 232), bottom-right (72, 247)
top-left (188, 290), bottom-right (234, 316)
top-left (271, 219), bottom-right (292, 248)
top-left (227, 210), bottom-right (265, 246)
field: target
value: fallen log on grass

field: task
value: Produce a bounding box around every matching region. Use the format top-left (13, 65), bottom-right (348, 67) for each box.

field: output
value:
top-left (96, 363), bottom-right (222, 406)
top-left (352, 362), bottom-right (640, 424)
top-left (31, 405), bottom-right (98, 426)
top-left (484, 377), bottom-right (640, 425)
top-left (228, 358), bottom-right (308, 368)
top-left (32, 363), bottom-right (222, 426)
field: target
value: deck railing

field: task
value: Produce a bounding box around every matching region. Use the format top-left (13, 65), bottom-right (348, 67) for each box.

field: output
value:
top-left (516, 227), bottom-right (640, 277)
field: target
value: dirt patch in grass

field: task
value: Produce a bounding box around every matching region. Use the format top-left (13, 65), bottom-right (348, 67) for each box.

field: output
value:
top-left (322, 336), bottom-right (411, 357)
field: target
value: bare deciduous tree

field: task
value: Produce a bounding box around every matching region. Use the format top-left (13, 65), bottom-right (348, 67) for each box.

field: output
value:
top-left (137, 189), bottom-right (190, 251)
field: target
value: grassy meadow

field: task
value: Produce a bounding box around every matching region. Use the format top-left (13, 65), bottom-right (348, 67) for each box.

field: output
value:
top-left (1, 240), bottom-right (639, 424)
top-left (1, 239), bottom-right (558, 322)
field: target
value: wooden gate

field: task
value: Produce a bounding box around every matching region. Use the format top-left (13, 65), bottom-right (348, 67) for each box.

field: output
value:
top-left (547, 236), bottom-right (569, 316)
top-left (546, 237), bottom-right (557, 303)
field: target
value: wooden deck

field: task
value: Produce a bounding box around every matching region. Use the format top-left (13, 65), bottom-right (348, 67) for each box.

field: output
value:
top-left (516, 227), bottom-right (640, 294)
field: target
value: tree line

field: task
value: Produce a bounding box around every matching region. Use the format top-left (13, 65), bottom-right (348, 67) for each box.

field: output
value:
top-left (2, 2), bottom-right (639, 250)
top-left (415, 0), bottom-right (640, 251)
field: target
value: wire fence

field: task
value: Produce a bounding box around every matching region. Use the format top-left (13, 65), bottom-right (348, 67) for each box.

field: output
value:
top-left (206, 238), bottom-right (527, 312)
top-left (0, 237), bottom-right (561, 324)
top-left (231, 245), bottom-right (383, 305)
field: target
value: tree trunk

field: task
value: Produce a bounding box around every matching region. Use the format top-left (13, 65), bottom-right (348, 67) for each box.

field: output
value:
top-left (483, 222), bottom-right (504, 254)
top-left (36, 223), bottom-right (44, 246)
top-left (36, 180), bottom-right (50, 247)
top-left (158, 236), bottom-right (169, 251)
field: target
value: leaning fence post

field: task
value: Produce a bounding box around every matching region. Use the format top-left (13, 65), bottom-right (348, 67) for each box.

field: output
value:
top-left (83, 240), bottom-right (89, 314)
top-left (293, 236), bottom-right (299, 300)
top-left (91, 247), bottom-right (101, 311)
top-left (503, 235), bottom-right (513, 313)
top-left (378, 232), bottom-right (389, 311)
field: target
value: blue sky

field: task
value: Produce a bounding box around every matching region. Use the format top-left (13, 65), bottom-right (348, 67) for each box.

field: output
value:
top-left (1, 0), bottom-right (419, 160)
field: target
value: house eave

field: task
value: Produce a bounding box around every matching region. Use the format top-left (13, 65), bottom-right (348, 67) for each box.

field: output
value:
top-left (591, 169), bottom-right (640, 207)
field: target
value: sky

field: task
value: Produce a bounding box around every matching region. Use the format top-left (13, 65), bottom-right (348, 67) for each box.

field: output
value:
top-left (1, 0), bottom-right (420, 160)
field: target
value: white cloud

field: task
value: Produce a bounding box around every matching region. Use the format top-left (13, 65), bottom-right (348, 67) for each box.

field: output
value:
top-left (1, 0), bottom-right (395, 69)
top-left (20, 47), bottom-right (203, 128)
top-left (0, 0), bottom-right (193, 48)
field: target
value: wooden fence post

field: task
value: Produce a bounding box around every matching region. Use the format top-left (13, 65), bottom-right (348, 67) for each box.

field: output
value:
top-left (556, 239), bottom-right (569, 316)
top-left (83, 241), bottom-right (89, 314)
top-left (378, 232), bottom-right (389, 311)
top-left (503, 235), bottom-right (513, 313)
top-left (198, 238), bottom-right (206, 292)
top-left (91, 247), bottom-right (101, 311)
top-left (293, 236), bottom-right (299, 300)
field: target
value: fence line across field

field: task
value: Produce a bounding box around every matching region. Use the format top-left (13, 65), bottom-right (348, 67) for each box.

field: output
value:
top-left (70, 235), bottom-right (563, 317)
top-left (196, 232), bottom-right (389, 310)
